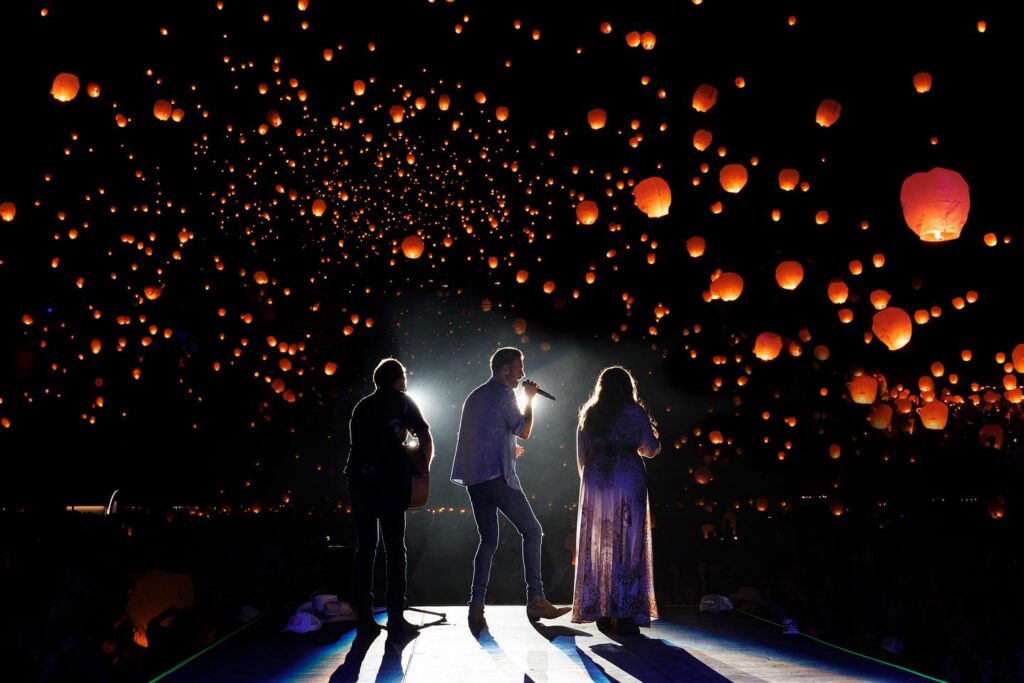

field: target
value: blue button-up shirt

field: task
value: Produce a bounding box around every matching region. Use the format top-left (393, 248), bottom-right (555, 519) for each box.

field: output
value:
top-left (451, 377), bottom-right (527, 489)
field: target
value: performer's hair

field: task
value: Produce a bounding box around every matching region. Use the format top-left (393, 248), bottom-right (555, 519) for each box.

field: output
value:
top-left (373, 358), bottom-right (406, 389)
top-left (490, 347), bottom-right (523, 373)
top-left (578, 366), bottom-right (640, 436)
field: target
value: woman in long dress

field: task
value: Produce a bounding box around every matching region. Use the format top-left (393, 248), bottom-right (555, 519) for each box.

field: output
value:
top-left (572, 366), bottom-right (660, 635)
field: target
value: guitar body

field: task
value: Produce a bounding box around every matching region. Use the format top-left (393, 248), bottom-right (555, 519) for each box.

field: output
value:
top-left (407, 447), bottom-right (431, 510)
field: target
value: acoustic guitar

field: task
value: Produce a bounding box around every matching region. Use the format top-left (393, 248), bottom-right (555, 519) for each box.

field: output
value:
top-left (407, 445), bottom-right (430, 510)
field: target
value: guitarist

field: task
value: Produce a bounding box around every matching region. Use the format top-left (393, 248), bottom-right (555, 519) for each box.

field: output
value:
top-left (346, 358), bottom-right (433, 635)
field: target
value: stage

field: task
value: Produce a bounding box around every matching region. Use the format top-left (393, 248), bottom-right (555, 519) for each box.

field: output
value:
top-left (154, 606), bottom-right (937, 682)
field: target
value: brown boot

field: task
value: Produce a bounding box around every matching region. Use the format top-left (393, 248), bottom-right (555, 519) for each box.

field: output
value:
top-left (526, 598), bottom-right (571, 620)
top-left (468, 602), bottom-right (487, 627)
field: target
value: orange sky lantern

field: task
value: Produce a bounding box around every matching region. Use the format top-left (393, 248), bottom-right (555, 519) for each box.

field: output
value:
top-left (919, 400), bottom-right (948, 429)
top-left (815, 98), bottom-right (841, 127)
top-left (692, 84), bottom-right (718, 112)
top-left (693, 129), bottom-right (712, 151)
top-left (401, 235), bottom-right (424, 259)
top-left (51, 73), bottom-right (80, 102)
top-left (848, 375), bottom-right (878, 404)
top-left (775, 261), bottom-right (804, 290)
top-left (778, 168), bottom-right (799, 191)
top-left (900, 167), bottom-right (970, 242)
top-left (153, 100), bottom-right (173, 121)
top-left (867, 404), bottom-right (893, 429)
top-left (633, 177), bottom-right (671, 217)
top-left (710, 272), bottom-right (743, 301)
top-left (872, 307), bottom-right (913, 350)
top-left (719, 164), bottom-right (748, 193)
top-left (754, 332), bottom-right (783, 361)
top-left (576, 200), bottom-right (598, 225)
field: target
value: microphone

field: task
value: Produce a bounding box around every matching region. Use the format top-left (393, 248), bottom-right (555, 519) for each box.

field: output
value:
top-left (524, 380), bottom-right (556, 401)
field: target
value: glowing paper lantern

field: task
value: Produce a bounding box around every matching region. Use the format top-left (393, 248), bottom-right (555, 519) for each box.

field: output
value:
top-left (389, 105), bottom-right (405, 123)
top-left (587, 109), bottom-right (607, 130)
top-left (401, 235), bottom-right (424, 259)
top-left (1012, 344), bottom-right (1024, 373)
top-left (980, 424), bottom-right (1004, 449)
top-left (815, 98), bottom-right (841, 127)
top-left (353, 80), bottom-right (366, 96)
top-left (153, 100), bottom-right (173, 121)
top-left (266, 110), bottom-right (282, 127)
top-left (827, 279), bottom-right (849, 304)
top-left (869, 289), bottom-right (891, 310)
top-left (710, 272), bottom-right (743, 301)
top-left (692, 84), bottom-right (718, 112)
top-left (143, 286), bottom-right (163, 301)
top-left (694, 465), bottom-right (713, 485)
top-left (778, 169), bottom-right (799, 191)
top-left (867, 404), bottom-right (893, 429)
top-left (51, 73), bottom-right (80, 102)
top-left (633, 177), bottom-right (671, 218)
top-left (775, 261), bottom-right (804, 290)
top-left (438, 94), bottom-right (450, 111)
top-left (0, 202), bottom-right (15, 222)
top-left (848, 375), bottom-right (878, 404)
top-left (253, 271), bottom-right (269, 285)
top-left (495, 106), bottom-right (509, 121)
top-left (900, 167), bottom-right (970, 242)
top-left (754, 332), bottom-right (783, 361)
top-left (912, 72), bottom-right (933, 93)
top-left (686, 236), bottom-right (705, 257)
top-left (691, 130), bottom-right (712, 152)
top-left (640, 31), bottom-right (656, 49)
top-left (872, 307), bottom-right (913, 350)
top-left (311, 199), bottom-right (327, 217)
top-left (625, 31), bottom-right (641, 47)
top-left (719, 164), bottom-right (748, 193)
top-left (918, 401), bottom-right (948, 429)
top-left (576, 200), bottom-right (599, 225)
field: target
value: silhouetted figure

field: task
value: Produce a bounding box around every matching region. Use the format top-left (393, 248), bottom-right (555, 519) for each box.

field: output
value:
top-left (451, 347), bottom-right (570, 627)
top-left (346, 358), bottom-right (433, 636)
top-left (573, 366), bottom-right (660, 637)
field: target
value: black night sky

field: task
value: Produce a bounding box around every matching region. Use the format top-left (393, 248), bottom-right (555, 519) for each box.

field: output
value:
top-left (4, 0), bottom-right (1021, 509)
top-left (4, 1), bottom-right (1024, 678)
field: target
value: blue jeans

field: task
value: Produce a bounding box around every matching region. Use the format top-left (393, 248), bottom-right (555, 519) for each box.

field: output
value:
top-left (467, 477), bottom-right (545, 604)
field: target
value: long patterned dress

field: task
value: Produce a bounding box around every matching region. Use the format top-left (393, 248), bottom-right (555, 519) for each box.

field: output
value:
top-left (572, 403), bottom-right (660, 624)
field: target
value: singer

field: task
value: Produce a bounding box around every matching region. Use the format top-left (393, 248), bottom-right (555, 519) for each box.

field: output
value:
top-left (451, 347), bottom-right (571, 627)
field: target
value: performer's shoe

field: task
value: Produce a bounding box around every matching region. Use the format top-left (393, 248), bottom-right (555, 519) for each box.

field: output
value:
top-left (526, 598), bottom-right (571, 620)
top-left (386, 616), bottom-right (420, 635)
top-left (596, 617), bottom-right (614, 634)
top-left (468, 602), bottom-right (487, 627)
top-left (356, 619), bottom-right (383, 636)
